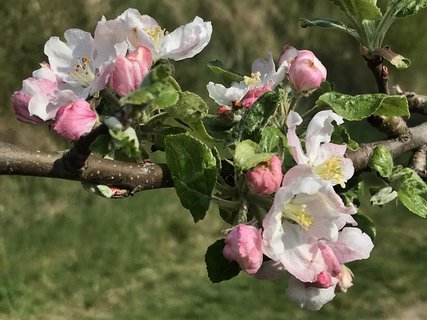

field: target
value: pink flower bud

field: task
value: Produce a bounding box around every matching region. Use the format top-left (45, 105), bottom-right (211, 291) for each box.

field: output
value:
top-left (11, 91), bottom-right (45, 124)
top-left (288, 50), bottom-right (327, 91)
top-left (314, 271), bottom-right (334, 288)
top-left (241, 84), bottom-right (271, 108)
top-left (52, 100), bottom-right (97, 140)
top-left (108, 46), bottom-right (153, 96)
top-left (246, 156), bottom-right (283, 195)
top-left (223, 224), bottom-right (263, 275)
top-left (336, 265), bottom-right (354, 293)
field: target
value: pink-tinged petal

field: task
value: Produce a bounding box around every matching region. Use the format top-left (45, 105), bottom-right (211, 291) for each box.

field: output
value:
top-left (318, 243), bottom-right (341, 277)
top-left (161, 16), bottom-right (212, 61)
top-left (52, 100), bottom-right (97, 141)
top-left (44, 36), bottom-right (74, 77)
top-left (11, 91), bottom-right (45, 124)
top-left (108, 46), bottom-right (152, 96)
top-left (251, 53), bottom-right (285, 89)
top-left (223, 224), bottom-right (263, 275)
top-left (323, 183), bottom-right (357, 215)
top-left (305, 110), bottom-right (343, 163)
top-left (246, 156), bottom-right (283, 194)
top-left (278, 44), bottom-right (298, 68)
top-left (282, 165), bottom-right (317, 187)
top-left (278, 223), bottom-right (325, 282)
top-left (32, 64), bottom-right (57, 82)
top-left (288, 50), bottom-right (327, 92)
top-left (328, 227), bottom-right (374, 264)
top-left (253, 260), bottom-right (286, 280)
top-left (241, 84), bottom-right (271, 108)
top-left (93, 17), bottom-right (129, 68)
top-left (286, 110), bottom-right (309, 164)
top-left (287, 276), bottom-right (337, 311)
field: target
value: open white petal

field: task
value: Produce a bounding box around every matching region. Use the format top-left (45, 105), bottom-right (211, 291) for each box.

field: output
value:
top-left (207, 82), bottom-right (248, 106)
top-left (161, 16), bottom-right (212, 61)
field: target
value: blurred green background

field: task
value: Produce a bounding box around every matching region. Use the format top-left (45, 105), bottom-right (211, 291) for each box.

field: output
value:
top-left (1, 0), bottom-right (427, 319)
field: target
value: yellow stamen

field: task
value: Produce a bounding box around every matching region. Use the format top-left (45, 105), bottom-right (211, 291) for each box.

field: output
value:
top-left (145, 26), bottom-right (166, 50)
top-left (244, 71), bottom-right (262, 86)
top-left (314, 157), bottom-right (346, 187)
top-left (283, 203), bottom-right (313, 230)
top-left (68, 56), bottom-right (94, 86)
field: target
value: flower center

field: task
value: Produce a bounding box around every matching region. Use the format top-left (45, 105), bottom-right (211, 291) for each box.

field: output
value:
top-left (283, 202), bottom-right (312, 230)
top-left (145, 26), bottom-right (166, 50)
top-left (244, 71), bottom-right (262, 86)
top-left (314, 157), bottom-right (345, 187)
top-left (69, 56), bottom-right (94, 86)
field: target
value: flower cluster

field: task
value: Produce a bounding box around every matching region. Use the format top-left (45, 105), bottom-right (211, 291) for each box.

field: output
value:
top-left (11, 8), bottom-right (377, 312)
top-left (222, 110), bottom-right (373, 310)
top-left (12, 9), bottom-right (212, 141)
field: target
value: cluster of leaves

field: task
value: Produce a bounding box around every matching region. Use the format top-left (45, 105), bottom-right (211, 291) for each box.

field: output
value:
top-left (301, 0), bottom-right (427, 68)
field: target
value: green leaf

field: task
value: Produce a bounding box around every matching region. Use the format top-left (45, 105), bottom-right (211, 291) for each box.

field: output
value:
top-left (389, 167), bottom-right (427, 218)
top-left (205, 239), bottom-right (241, 283)
top-left (234, 140), bottom-right (274, 172)
top-left (341, 181), bottom-right (365, 206)
top-left (207, 60), bottom-right (244, 86)
top-left (90, 134), bottom-right (111, 156)
top-left (369, 145), bottom-right (393, 178)
top-left (375, 96), bottom-right (410, 116)
top-left (153, 127), bottom-right (187, 151)
top-left (165, 133), bottom-right (219, 222)
top-left (390, 167), bottom-right (427, 195)
top-left (165, 91), bottom-right (209, 125)
top-left (317, 92), bottom-right (409, 121)
top-left (329, 0), bottom-right (382, 20)
top-left (398, 190), bottom-right (427, 218)
top-left (388, 0), bottom-right (427, 17)
top-left (120, 62), bottom-right (179, 107)
top-left (353, 212), bottom-right (376, 240)
top-left (331, 126), bottom-right (359, 151)
top-left (299, 18), bottom-right (359, 39)
top-left (228, 89), bottom-right (284, 144)
top-left (109, 127), bottom-right (140, 160)
top-left (370, 186), bottom-right (398, 206)
top-left (257, 127), bottom-right (287, 153)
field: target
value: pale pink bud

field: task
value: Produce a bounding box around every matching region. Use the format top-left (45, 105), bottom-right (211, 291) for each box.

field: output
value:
top-left (278, 44), bottom-right (299, 67)
top-left (241, 84), bottom-right (271, 108)
top-left (246, 156), bottom-right (283, 195)
top-left (108, 46), bottom-right (152, 96)
top-left (288, 50), bottom-right (327, 91)
top-left (52, 100), bottom-right (97, 140)
top-left (336, 265), bottom-right (354, 293)
top-left (223, 224), bottom-right (263, 275)
top-left (11, 91), bottom-right (45, 124)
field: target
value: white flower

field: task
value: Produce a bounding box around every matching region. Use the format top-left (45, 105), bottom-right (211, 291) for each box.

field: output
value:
top-left (94, 9), bottom-right (212, 62)
top-left (286, 110), bottom-right (354, 187)
top-left (207, 53), bottom-right (287, 107)
top-left (262, 170), bottom-right (356, 283)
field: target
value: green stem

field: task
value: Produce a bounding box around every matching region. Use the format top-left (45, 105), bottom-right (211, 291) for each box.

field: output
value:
top-left (212, 196), bottom-right (240, 209)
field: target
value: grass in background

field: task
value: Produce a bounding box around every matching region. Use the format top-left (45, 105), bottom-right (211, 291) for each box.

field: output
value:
top-left (0, 176), bottom-right (426, 319)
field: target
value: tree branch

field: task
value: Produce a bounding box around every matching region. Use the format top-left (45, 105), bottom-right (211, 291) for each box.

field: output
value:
top-left (395, 85), bottom-right (427, 114)
top-left (0, 141), bottom-right (173, 192)
top-left (346, 121), bottom-right (427, 172)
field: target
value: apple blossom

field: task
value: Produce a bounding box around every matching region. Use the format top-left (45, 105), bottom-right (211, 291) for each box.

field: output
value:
top-left (262, 172), bottom-right (357, 283)
top-left (108, 46), bottom-right (153, 96)
top-left (246, 156), bottom-right (283, 194)
top-left (52, 100), bottom-right (97, 141)
top-left (94, 9), bottom-right (212, 63)
top-left (288, 50), bottom-right (327, 91)
top-left (207, 52), bottom-right (287, 107)
top-left (286, 110), bottom-right (354, 187)
top-left (12, 64), bottom-right (80, 122)
top-left (223, 224), bottom-right (263, 275)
